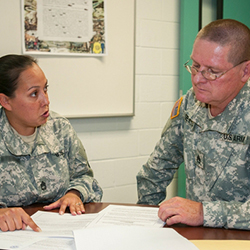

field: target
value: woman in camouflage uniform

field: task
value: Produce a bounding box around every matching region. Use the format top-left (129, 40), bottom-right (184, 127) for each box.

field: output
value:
top-left (0, 54), bottom-right (103, 232)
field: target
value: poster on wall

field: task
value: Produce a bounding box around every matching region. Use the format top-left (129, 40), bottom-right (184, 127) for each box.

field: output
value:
top-left (22, 0), bottom-right (106, 56)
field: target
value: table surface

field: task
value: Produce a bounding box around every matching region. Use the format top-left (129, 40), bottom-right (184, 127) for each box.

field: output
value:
top-left (23, 202), bottom-right (250, 240)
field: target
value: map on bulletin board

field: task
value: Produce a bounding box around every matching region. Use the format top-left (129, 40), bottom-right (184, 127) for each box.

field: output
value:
top-left (22, 0), bottom-right (106, 56)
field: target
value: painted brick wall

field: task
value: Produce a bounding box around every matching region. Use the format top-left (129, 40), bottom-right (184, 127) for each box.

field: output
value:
top-left (70, 0), bottom-right (180, 203)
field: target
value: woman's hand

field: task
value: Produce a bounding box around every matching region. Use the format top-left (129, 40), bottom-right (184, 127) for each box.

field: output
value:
top-left (0, 207), bottom-right (41, 232)
top-left (43, 189), bottom-right (85, 215)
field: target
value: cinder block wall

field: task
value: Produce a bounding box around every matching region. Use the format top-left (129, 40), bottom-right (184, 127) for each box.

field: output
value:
top-left (70, 0), bottom-right (180, 203)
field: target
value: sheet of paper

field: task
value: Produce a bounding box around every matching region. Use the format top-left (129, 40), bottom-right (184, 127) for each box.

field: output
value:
top-left (21, 237), bottom-right (76, 250)
top-left (30, 210), bottom-right (98, 236)
top-left (74, 226), bottom-right (199, 250)
top-left (0, 233), bottom-right (42, 249)
top-left (88, 204), bottom-right (165, 228)
top-left (0, 211), bottom-right (98, 250)
top-left (37, 0), bottom-right (93, 42)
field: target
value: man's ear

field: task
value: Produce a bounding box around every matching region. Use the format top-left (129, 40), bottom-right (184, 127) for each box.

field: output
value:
top-left (242, 60), bottom-right (250, 82)
top-left (0, 93), bottom-right (12, 111)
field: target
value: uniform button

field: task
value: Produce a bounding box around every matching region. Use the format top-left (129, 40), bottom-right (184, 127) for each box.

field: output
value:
top-left (20, 156), bottom-right (29, 161)
top-left (41, 181), bottom-right (47, 190)
top-left (197, 155), bottom-right (201, 164)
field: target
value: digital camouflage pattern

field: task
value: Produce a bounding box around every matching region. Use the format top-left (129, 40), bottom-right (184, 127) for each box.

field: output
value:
top-left (0, 109), bottom-right (102, 207)
top-left (137, 81), bottom-right (250, 230)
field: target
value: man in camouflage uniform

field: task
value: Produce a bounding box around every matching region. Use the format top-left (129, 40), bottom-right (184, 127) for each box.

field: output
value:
top-left (137, 19), bottom-right (250, 230)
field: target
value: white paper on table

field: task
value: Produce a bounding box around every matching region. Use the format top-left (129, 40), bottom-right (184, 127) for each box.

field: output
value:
top-left (0, 232), bottom-right (42, 249)
top-left (20, 237), bottom-right (76, 250)
top-left (73, 225), bottom-right (199, 250)
top-left (88, 205), bottom-right (165, 228)
top-left (0, 210), bottom-right (98, 250)
top-left (30, 210), bottom-right (99, 237)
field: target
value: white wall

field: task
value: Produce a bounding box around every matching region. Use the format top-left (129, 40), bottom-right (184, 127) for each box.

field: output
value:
top-left (201, 0), bottom-right (217, 28)
top-left (69, 0), bottom-right (180, 203)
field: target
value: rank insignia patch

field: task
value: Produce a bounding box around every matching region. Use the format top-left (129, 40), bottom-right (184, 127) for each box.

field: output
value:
top-left (171, 97), bottom-right (183, 119)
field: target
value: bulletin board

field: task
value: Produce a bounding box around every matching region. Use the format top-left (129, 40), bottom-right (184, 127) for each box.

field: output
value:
top-left (0, 0), bottom-right (135, 118)
top-left (22, 0), bottom-right (107, 56)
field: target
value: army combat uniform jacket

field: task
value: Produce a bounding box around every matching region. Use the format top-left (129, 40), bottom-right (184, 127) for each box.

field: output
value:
top-left (0, 109), bottom-right (102, 207)
top-left (137, 82), bottom-right (250, 230)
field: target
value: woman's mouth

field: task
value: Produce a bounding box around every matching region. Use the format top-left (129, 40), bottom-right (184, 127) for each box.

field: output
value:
top-left (42, 110), bottom-right (49, 118)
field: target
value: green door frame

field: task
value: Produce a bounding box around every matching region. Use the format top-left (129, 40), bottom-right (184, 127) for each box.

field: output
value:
top-left (223, 0), bottom-right (250, 28)
top-left (178, 0), bottom-right (200, 197)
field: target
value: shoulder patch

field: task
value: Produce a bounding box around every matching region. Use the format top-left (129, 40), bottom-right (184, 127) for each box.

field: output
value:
top-left (171, 97), bottom-right (183, 119)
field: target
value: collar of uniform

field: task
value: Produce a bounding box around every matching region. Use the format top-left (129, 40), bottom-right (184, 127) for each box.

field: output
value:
top-left (0, 108), bottom-right (63, 156)
top-left (33, 120), bottom-right (64, 156)
top-left (0, 108), bottom-right (32, 156)
top-left (185, 83), bottom-right (250, 134)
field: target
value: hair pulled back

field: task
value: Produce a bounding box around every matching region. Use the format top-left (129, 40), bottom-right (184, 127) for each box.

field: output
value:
top-left (0, 54), bottom-right (37, 97)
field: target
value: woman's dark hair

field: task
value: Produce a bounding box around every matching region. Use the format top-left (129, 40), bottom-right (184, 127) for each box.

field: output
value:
top-left (0, 54), bottom-right (37, 97)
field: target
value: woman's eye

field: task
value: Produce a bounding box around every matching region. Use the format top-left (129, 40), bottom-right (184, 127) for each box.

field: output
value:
top-left (44, 86), bottom-right (48, 92)
top-left (31, 91), bottom-right (37, 97)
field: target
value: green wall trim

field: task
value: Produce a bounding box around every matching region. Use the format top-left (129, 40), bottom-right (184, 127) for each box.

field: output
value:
top-left (223, 0), bottom-right (250, 28)
top-left (178, 0), bottom-right (199, 198)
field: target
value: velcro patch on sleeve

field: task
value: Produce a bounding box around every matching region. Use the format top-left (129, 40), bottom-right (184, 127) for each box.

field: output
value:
top-left (171, 97), bottom-right (183, 119)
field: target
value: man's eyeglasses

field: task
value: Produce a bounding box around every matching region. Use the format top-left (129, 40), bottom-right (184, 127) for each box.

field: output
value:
top-left (184, 59), bottom-right (248, 81)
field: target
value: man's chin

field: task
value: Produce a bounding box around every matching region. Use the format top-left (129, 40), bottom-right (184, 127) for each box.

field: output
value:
top-left (194, 90), bottom-right (208, 103)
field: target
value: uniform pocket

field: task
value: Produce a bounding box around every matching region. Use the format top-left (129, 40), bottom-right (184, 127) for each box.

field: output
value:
top-left (0, 156), bottom-right (36, 206)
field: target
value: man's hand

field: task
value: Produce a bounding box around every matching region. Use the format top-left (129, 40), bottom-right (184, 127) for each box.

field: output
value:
top-left (158, 196), bottom-right (204, 226)
top-left (0, 207), bottom-right (41, 232)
